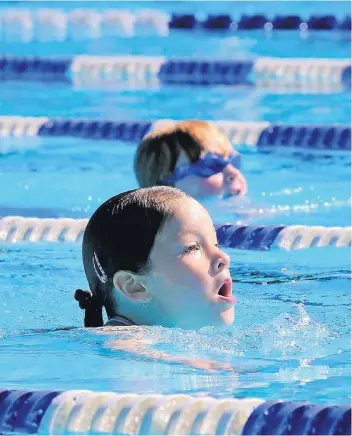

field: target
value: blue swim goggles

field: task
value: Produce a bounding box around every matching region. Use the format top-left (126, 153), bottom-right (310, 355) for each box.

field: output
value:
top-left (164, 152), bottom-right (241, 185)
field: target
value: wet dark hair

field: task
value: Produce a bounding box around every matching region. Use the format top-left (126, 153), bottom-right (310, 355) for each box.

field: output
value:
top-left (75, 186), bottom-right (190, 327)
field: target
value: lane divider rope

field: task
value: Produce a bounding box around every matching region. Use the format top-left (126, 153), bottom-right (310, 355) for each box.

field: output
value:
top-left (0, 388), bottom-right (350, 435)
top-left (0, 9), bottom-right (350, 42)
top-left (0, 55), bottom-right (350, 88)
top-left (0, 117), bottom-right (350, 151)
top-left (1, 216), bottom-right (351, 250)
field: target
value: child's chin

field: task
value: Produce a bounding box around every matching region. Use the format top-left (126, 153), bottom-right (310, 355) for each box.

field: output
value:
top-left (219, 308), bottom-right (235, 326)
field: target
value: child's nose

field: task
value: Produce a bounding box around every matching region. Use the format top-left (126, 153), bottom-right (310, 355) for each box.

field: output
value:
top-left (212, 249), bottom-right (230, 273)
top-left (223, 165), bottom-right (240, 184)
top-left (223, 166), bottom-right (247, 196)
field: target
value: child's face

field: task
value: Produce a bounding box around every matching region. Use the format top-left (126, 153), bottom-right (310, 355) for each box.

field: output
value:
top-left (145, 197), bottom-right (236, 329)
top-left (174, 151), bottom-right (247, 198)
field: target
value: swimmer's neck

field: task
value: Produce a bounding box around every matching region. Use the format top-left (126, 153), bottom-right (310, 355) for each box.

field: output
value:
top-left (108, 290), bottom-right (171, 327)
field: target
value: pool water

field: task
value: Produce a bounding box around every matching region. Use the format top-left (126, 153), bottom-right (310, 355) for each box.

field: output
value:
top-left (1, 244), bottom-right (350, 403)
top-left (0, 0), bottom-right (351, 406)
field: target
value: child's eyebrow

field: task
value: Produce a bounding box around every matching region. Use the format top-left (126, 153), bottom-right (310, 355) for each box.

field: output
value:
top-left (178, 228), bottom-right (204, 237)
top-left (178, 229), bottom-right (218, 241)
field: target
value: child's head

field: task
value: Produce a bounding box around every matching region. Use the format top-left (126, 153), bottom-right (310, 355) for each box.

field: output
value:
top-left (80, 186), bottom-right (236, 330)
top-left (134, 120), bottom-right (247, 198)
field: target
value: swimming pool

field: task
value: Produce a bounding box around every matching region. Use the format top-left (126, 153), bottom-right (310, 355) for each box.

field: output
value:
top-left (0, 1), bottom-right (351, 434)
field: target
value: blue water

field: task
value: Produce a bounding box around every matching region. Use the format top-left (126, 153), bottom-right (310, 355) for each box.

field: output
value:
top-left (1, 82), bottom-right (351, 123)
top-left (1, 31), bottom-right (350, 59)
top-left (0, 1), bottom-right (351, 406)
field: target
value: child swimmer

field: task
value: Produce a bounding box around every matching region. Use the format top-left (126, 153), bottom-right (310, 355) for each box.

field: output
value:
top-left (134, 120), bottom-right (247, 199)
top-left (75, 186), bottom-right (236, 330)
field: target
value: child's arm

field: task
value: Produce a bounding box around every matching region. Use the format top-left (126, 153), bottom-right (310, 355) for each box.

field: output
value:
top-left (107, 337), bottom-right (234, 373)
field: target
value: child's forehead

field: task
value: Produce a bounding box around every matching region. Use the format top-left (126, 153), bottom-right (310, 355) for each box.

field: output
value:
top-left (166, 198), bottom-right (215, 235)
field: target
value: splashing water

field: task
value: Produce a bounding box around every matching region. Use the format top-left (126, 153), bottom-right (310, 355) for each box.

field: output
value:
top-left (99, 303), bottom-right (331, 366)
top-left (255, 303), bottom-right (330, 359)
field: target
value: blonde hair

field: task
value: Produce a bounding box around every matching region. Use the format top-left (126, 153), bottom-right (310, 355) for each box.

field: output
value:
top-left (134, 120), bottom-right (233, 188)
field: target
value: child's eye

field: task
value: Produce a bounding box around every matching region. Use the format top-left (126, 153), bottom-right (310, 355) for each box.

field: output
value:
top-left (184, 243), bottom-right (201, 254)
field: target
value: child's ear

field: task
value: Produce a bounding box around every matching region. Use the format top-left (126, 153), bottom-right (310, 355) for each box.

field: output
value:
top-left (113, 271), bottom-right (151, 303)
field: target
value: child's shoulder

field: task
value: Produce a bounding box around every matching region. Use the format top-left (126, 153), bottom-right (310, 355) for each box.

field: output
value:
top-left (105, 315), bottom-right (135, 327)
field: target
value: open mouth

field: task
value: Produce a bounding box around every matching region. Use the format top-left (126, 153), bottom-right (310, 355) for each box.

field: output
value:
top-left (217, 280), bottom-right (236, 304)
top-left (218, 282), bottom-right (230, 297)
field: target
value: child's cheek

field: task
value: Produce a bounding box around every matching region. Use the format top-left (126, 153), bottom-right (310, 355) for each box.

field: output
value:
top-left (175, 174), bottom-right (224, 197)
top-left (198, 174), bottom-right (224, 195)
